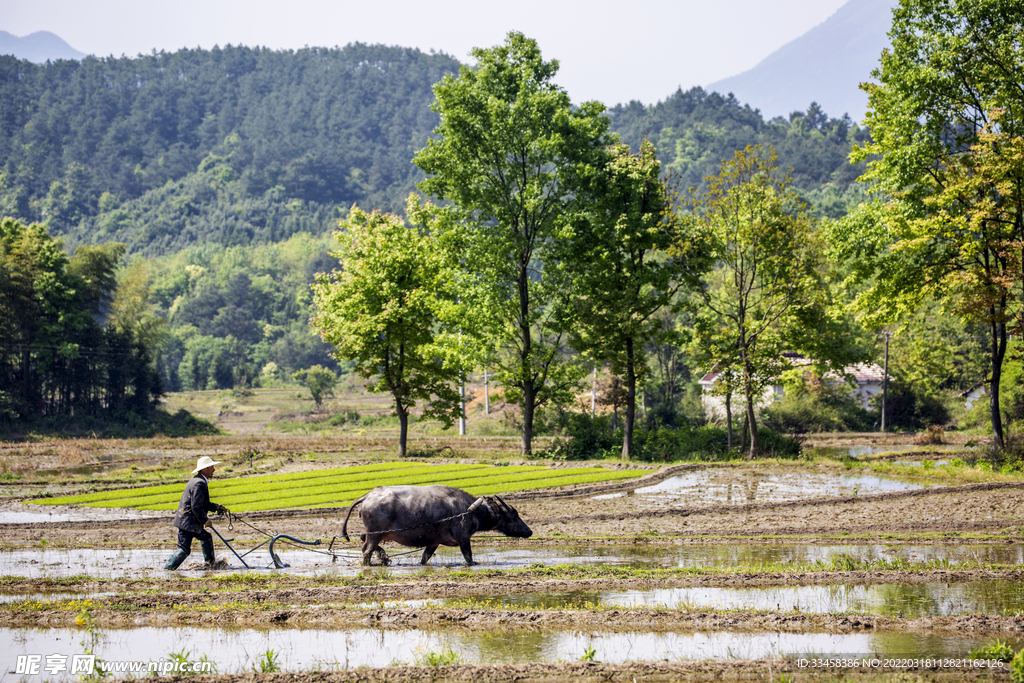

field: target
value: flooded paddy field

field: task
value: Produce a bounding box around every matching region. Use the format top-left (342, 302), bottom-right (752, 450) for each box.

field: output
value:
top-left (1, 542), bottom-right (1021, 579)
top-left (3, 437), bottom-right (1024, 682)
top-left (4, 624), bottom-right (1019, 675)
top-left (593, 469), bottom-right (930, 506)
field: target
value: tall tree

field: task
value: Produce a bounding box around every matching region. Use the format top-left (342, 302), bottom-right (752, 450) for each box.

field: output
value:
top-left (831, 0), bottom-right (1024, 448)
top-left (680, 145), bottom-right (819, 458)
top-left (413, 31), bottom-right (613, 456)
top-left (310, 197), bottom-right (466, 457)
top-left (565, 140), bottom-right (680, 460)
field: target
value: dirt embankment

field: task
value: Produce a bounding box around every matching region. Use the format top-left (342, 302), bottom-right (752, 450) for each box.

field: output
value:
top-left (9, 603), bottom-right (1024, 636)
top-left (5, 568), bottom-right (1024, 598)
top-left (152, 660), bottom-right (1011, 683)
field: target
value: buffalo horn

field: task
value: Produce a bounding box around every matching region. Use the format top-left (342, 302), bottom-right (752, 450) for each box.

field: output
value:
top-left (495, 495), bottom-right (511, 510)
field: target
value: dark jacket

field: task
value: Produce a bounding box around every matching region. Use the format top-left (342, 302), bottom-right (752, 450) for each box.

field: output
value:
top-left (173, 474), bottom-right (219, 535)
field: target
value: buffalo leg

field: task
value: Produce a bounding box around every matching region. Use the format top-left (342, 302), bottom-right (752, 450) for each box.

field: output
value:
top-left (459, 540), bottom-right (476, 566)
top-left (362, 533), bottom-right (384, 566)
top-left (420, 543), bottom-right (439, 565)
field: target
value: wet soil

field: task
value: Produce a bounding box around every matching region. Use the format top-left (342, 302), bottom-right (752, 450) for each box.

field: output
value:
top-left (6, 469), bottom-right (1023, 547)
top-left (7, 603), bottom-right (1024, 636)
top-left (3, 456), bottom-right (1023, 682)
top-left (157, 662), bottom-right (1004, 682)
top-left (4, 568), bottom-right (1024, 596)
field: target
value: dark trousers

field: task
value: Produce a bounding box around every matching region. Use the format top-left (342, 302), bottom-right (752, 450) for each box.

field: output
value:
top-left (177, 528), bottom-right (212, 554)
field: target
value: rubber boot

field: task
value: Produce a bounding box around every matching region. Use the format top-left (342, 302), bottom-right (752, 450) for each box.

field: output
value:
top-left (201, 537), bottom-right (216, 565)
top-left (200, 538), bottom-right (227, 570)
top-left (164, 549), bottom-right (189, 571)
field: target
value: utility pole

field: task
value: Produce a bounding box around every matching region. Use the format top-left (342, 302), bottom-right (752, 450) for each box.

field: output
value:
top-left (483, 367), bottom-right (489, 415)
top-left (458, 372), bottom-right (466, 436)
top-left (591, 366), bottom-right (597, 418)
top-left (881, 331), bottom-right (892, 432)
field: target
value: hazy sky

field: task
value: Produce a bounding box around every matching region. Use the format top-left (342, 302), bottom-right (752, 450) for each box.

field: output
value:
top-left (2, 0), bottom-right (850, 106)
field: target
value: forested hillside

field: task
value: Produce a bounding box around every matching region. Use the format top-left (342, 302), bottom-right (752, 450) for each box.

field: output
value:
top-left (609, 89), bottom-right (871, 218)
top-left (0, 46), bottom-right (870, 259)
top-left (0, 44), bottom-right (461, 255)
top-left (0, 42), bottom-right (884, 429)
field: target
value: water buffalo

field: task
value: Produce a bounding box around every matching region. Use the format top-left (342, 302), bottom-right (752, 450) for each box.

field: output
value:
top-left (341, 485), bottom-right (532, 565)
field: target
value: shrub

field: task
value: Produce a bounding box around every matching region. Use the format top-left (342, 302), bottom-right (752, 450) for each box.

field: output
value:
top-left (632, 425), bottom-right (729, 462)
top-left (1011, 648), bottom-right (1024, 683)
top-left (542, 412), bottom-right (618, 460)
top-left (981, 432), bottom-right (1024, 472)
top-left (875, 381), bottom-right (951, 431)
top-left (762, 378), bottom-right (874, 434)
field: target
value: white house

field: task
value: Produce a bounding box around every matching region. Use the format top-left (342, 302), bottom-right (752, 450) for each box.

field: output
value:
top-left (698, 357), bottom-right (888, 421)
top-left (959, 382), bottom-right (988, 410)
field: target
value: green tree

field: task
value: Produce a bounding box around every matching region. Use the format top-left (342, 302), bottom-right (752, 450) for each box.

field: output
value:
top-left (680, 145), bottom-right (819, 458)
top-left (413, 31), bottom-right (613, 456)
top-left (831, 0), bottom-right (1024, 448)
top-left (310, 198), bottom-right (465, 457)
top-left (565, 140), bottom-right (680, 459)
top-left (291, 365), bottom-right (337, 412)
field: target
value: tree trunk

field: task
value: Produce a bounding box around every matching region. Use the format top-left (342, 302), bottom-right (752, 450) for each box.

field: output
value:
top-left (396, 397), bottom-right (408, 458)
top-left (521, 383), bottom-right (535, 457)
top-left (518, 255), bottom-right (534, 458)
top-left (622, 337), bottom-right (636, 460)
top-left (989, 317), bottom-right (1007, 450)
top-left (742, 355), bottom-right (760, 460)
top-left (725, 384), bottom-right (733, 450)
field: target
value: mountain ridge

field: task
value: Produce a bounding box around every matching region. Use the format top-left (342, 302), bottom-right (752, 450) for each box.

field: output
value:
top-left (0, 30), bottom-right (86, 63)
top-left (706, 0), bottom-right (896, 121)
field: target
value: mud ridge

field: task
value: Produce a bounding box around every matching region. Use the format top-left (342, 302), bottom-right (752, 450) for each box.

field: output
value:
top-left (155, 661), bottom-right (1006, 683)
top-left (5, 569), bottom-right (1024, 598)
top-left (9, 604), bottom-right (1024, 636)
top-left (531, 481), bottom-right (1024, 525)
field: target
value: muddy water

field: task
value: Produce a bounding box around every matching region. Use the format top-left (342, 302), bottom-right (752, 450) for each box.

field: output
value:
top-left (2, 626), bottom-right (1017, 677)
top-left (427, 579), bottom-right (1024, 618)
top-left (594, 470), bottom-right (928, 505)
top-left (35, 457), bottom-right (169, 478)
top-left (0, 502), bottom-right (167, 524)
top-left (2, 543), bottom-right (1020, 579)
top-left (807, 444), bottom-right (970, 459)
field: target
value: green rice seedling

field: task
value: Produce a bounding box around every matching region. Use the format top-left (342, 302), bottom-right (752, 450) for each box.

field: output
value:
top-left (274, 468), bottom-right (643, 512)
top-left (40, 463), bottom-right (496, 509)
top-left (253, 649), bottom-right (281, 673)
top-left (130, 465), bottom-right (551, 511)
top-left (419, 647), bottom-right (462, 666)
top-left (35, 462), bottom-right (646, 513)
top-left (36, 461), bottom-right (431, 505)
top-left (968, 639), bottom-right (1016, 663)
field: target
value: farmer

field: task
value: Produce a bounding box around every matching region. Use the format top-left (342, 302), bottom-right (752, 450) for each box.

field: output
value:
top-left (164, 456), bottom-right (229, 570)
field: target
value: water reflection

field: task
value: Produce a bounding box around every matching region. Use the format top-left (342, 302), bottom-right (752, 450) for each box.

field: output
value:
top-left (3, 625), bottom-right (1018, 677)
top-left (0, 502), bottom-right (166, 524)
top-left (594, 471), bottom-right (927, 506)
top-left (1, 543), bottom-right (1019, 579)
top-left (438, 580), bottom-right (1024, 618)
top-left (807, 444), bottom-right (969, 459)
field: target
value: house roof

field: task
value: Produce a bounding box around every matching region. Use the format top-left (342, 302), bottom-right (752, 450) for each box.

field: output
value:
top-left (698, 358), bottom-right (888, 387)
top-left (958, 381), bottom-right (988, 397)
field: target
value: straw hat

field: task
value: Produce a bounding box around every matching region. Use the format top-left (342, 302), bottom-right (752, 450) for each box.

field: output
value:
top-left (191, 456), bottom-right (223, 475)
